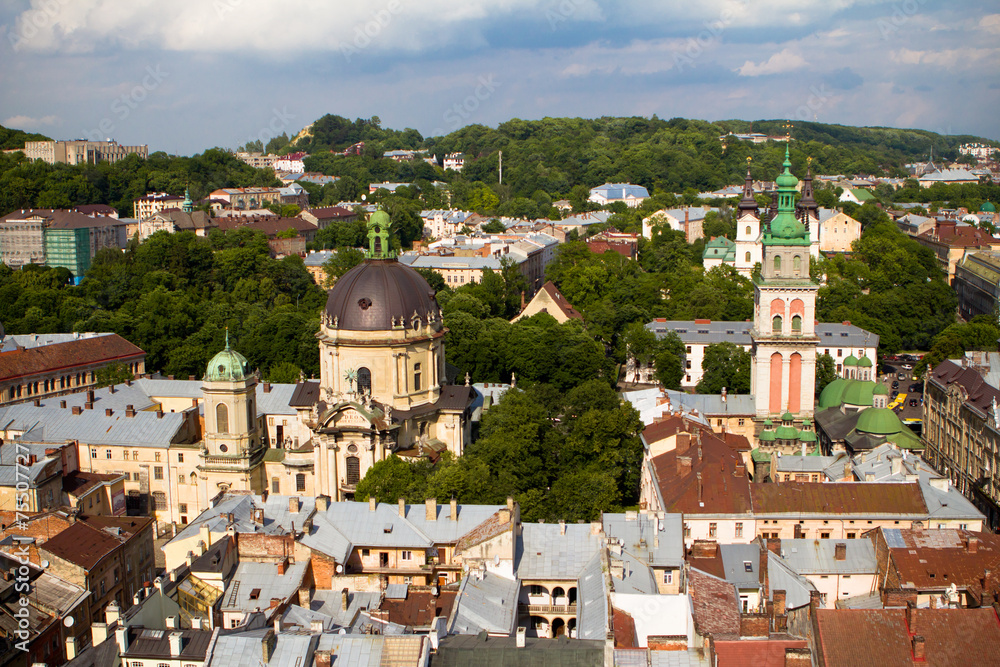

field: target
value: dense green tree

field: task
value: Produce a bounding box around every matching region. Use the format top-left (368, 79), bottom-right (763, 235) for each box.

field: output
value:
top-left (815, 354), bottom-right (837, 396)
top-left (696, 342), bottom-right (751, 394)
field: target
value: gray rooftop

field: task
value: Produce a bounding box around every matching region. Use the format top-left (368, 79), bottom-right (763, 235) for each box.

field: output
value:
top-left (775, 455), bottom-right (839, 473)
top-left (220, 561), bottom-right (309, 614)
top-left (0, 402), bottom-right (186, 448)
top-left (309, 589), bottom-right (380, 628)
top-left (777, 538), bottom-right (877, 575)
top-left (719, 544), bottom-right (761, 590)
top-left (766, 552), bottom-right (817, 611)
top-left (647, 320), bottom-right (878, 349)
top-left (167, 494), bottom-right (315, 548)
top-left (207, 629), bottom-right (318, 667)
top-left (0, 332), bottom-right (112, 352)
top-left (602, 512), bottom-right (685, 569)
top-left (576, 550), bottom-right (609, 641)
top-left (448, 571), bottom-right (519, 635)
top-left (398, 254), bottom-right (503, 271)
top-left (518, 523), bottom-right (604, 580)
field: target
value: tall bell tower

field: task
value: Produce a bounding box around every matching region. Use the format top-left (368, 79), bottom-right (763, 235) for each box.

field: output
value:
top-left (750, 146), bottom-right (819, 419)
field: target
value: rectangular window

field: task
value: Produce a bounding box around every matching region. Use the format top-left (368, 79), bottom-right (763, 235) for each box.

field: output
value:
top-left (272, 477), bottom-right (280, 494)
top-left (401, 550), bottom-right (412, 561)
top-left (155, 452), bottom-right (161, 462)
top-left (663, 571), bottom-right (673, 585)
top-left (133, 450), bottom-right (139, 460)
top-left (735, 522), bottom-right (743, 538)
top-left (414, 363), bottom-right (422, 392)
top-left (362, 548), bottom-right (370, 557)
top-left (106, 449), bottom-right (112, 459)
top-left (683, 523), bottom-right (691, 538)
top-left (154, 466), bottom-right (163, 480)
top-left (178, 453), bottom-right (184, 463)
top-left (91, 448), bottom-right (97, 459)
top-left (821, 532), bottom-right (831, 539)
top-left (709, 523), bottom-right (717, 538)
top-left (179, 503), bottom-right (188, 514)
top-left (133, 472), bottom-right (140, 481)
top-left (124, 450), bottom-right (129, 460)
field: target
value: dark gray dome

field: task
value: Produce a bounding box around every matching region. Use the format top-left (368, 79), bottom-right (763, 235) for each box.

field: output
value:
top-left (324, 259), bottom-right (438, 331)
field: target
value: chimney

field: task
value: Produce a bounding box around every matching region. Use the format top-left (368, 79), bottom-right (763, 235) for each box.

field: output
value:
top-left (110, 384), bottom-right (116, 393)
top-left (261, 629), bottom-right (277, 664)
top-left (156, 409), bottom-right (164, 419)
top-left (835, 543), bottom-right (847, 561)
top-left (105, 601), bottom-right (121, 626)
top-left (310, 619), bottom-right (324, 633)
top-left (773, 589), bottom-right (786, 617)
top-left (33, 398), bottom-right (40, 407)
top-left (843, 459), bottom-right (853, 480)
top-left (912, 636), bottom-right (926, 661)
top-left (165, 616), bottom-right (178, 629)
top-left (696, 472), bottom-right (703, 503)
top-left (968, 537), bottom-right (979, 554)
top-left (191, 617), bottom-right (204, 630)
top-left (559, 519), bottom-right (566, 535)
top-left (289, 496), bottom-right (300, 513)
top-left (263, 382), bottom-right (272, 393)
top-left (185, 551), bottom-right (196, 567)
top-left (125, 405), bottom-right (136, 418)
top-left (809, 590), bottom-right (821, 615)
top-left (315, 651), bottom-right (333, 667)
top-left (341, 588), bottom-right (350, 612)
top-left (516, 626), bottom-right (526, 648)
top-left (891, 457), bottom-right (903, 475)
top-left (316, 495), bottom-right (329, 512)
top-left (65, 635), bottom-right (78, 661)
top-left (784, 648), bottom-right (812, 666)
top-left (451, 498), bottom-right (459, 520)
top-left (92, 622), bottom-right (109, 645)
top-left (114, 626), bottom-right (129, 654)
top-left (199, 523), bottom-right (212, 552)
top-left (168, 632), bottom-right (183, 656)
top-left (72, 405), bottom-right (83, 415)
top-left (507, 496), bottom-right (514, 513)
top-left (394, 497), bottom-right (404, 517)
top-left (189, 375), bottom-right (196, 381)
top-left (369, 496), bottom-right (377, 511)
top-left (677, 456), bottom-right (692, 476)
top-left (105, 408), bottom-right (113, 416)
top-left (906, 601), bottom-right (918, 634)
top-left (426, 498), bottom-right (437, 521)
top-left (277, 558), bottom-right (286, 575)
top-left (721, 386), bottom-right (727, 402)
top-left (87, 389), bottom-right (95, 403)
top-left (60, 400), bottom-right (66, 408)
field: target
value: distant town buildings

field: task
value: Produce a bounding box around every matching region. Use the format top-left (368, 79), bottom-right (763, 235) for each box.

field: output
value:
top-left (0, 208), bottom-right (130, 276)
top-left (7, 139), bottom-right (148, 165)
top-left (587, 183), bottom-right (650, 208)
top-left (959, 143), bottom-right (997, 160)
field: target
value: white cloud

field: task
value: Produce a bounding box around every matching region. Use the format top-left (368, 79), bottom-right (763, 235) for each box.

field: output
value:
top-left (979, 14), bottom-right (1000, 35)
top-left (3, 114), bottom-right (59, 129)
top-left (735, 48), bottom-right (807, 76)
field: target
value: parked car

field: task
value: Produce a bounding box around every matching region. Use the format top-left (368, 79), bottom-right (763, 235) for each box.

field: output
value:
top-left (909, 383), bottom-right (922, 392)
top-left (898, 373), bottom-right (907, 380)
top-left (892, 381), bottom-right (899, 388)
top-left (909, 398), bottom-right (919, 407)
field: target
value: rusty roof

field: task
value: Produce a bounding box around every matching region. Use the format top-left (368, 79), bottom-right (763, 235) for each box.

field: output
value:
top-left (816, 608), bottom-right (1000, 667)
top-left (750, 482), bottom-right (927, 517)
top-left (611, 607), bottom-right (638, 648)
top-left (0, 334), bottom-right (144, 383)
top-left (687, 567), bottom-right (740, 639)
top-left (929, 360), bottom-right (1000, 417)
top-left (39, 521), bottom-right (121, 570)
top-left (712, 639), bottom-right (809, 667)
top-left (884, 528), bottom-right (1000, 596)
top-left (650, 427), bottom-right (752, 515)
top-left (380, 590), bottom-right (456, 628)
top-left (77, 514), bottom-right (154, 542)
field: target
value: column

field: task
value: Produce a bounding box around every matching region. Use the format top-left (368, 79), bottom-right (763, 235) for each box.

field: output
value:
top-left (781, 354), bottom-right (791, 415)
top-left (327, 445), bottom-right (338, 501)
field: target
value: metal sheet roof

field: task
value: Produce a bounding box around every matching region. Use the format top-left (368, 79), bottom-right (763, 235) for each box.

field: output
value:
top-left (576, 551), bottom-right (609, 641)
top-left (449, 571), bottom-right (519, 635)
top-left (0, 403), bottom-right (185, 447)
top-left (778, 538), bottom-right (877, 575)
top-left (220, 561), bottom-right (309, 612)
top-left (518, 523), bottom-right (604, 580)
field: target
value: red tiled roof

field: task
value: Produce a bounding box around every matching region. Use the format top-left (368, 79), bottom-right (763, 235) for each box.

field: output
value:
top-left (39, 521), bottom-right (122, 570)
top-left (302, 206), bottom-right (356, 220)
top-left (816, 608), bottom-right (1000, 667)
top-left (230, 217), bottom-right (317, 238)
top-left (533, 281), bottom-right (584, 321)
top-left (713, 639), bottom-right (808, 667)
top-left (750, 482), bottom-right (927, 517)
top-left (687, 567), bottom-right (740, 638)
top-left (650, 426), bottom-right (752, 515)
top-left (0, 334), bottom-right (145, 382)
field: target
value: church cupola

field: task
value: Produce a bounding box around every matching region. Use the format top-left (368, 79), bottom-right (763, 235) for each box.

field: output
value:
top-left (797, 159), bottom-right (818, 223)
top-left (738, 159), bottom-right (759, 215)
top-left (202, 332), bottom-right (261, 458)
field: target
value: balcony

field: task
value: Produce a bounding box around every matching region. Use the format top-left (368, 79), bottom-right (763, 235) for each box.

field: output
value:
top-left (519, 603), bottom-right (577, 615)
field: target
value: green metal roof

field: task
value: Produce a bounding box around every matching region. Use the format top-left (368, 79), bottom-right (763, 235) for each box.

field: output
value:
top-left (842, 380), bottom-right (875, 407)
top-left (873, 383), bottom-right (889, 396)
top-left (751, 447), bottom-right (772, 460)
top-left (982, 202), bottom-right (996, 213)
top-left (844, 354), bottom-right (858, 366)
top-left (775, 425), bottom-right (800, 439)
top-left (205, 333), bottom-right (252, 382)
top-left (818, 378), bottom-right (849, 409)
top-left (857, 356), bottom-right (872, 367)
top-left (759, 430), bottom-right (776, 442)
top-left (856, 407), bottom-right (903, 436)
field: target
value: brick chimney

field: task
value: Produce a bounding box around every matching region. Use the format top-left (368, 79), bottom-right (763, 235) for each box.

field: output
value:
top-left (261, 629), bottom-right (277, 663)
top-left (125, 405), bottom-right (136, 418)
top-left (784, 648), bottom-right (812, 666)
top-left (906, 601), bottom-right (918, 634)
top-left (452, 498), bottom-right (460, 520)
top-left (835, 543), bottom-right (847, 561)
top-left (289, 497), bottom-right (300, 513)
top-left (72, 406), bottom-right (82, 415)
top-left (315, 650), bottom-right (333, 667)
top-left (767, 537), bottom-right (782, 555)
top-left (398, 497), bottom-right (406, 517)
top-left (912, 636), bottom-right (926, 661)
top-left (677, 456), bottom-right (693, 476)
top-left (691, 540), bottom-right (718, 558)
top-left (426, 498), bottom-right (437, 521)
top-left (106, 408), bottom-right (113, 416)
top-left (968, 537), bottom-right (979, 554)
top-left (773, 589), bottom-right (786, 617)
top-left (696, 472), bottom-right (703, 503)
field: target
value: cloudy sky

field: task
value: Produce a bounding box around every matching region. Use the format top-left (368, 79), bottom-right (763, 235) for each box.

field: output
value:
top-left (1, 0), bottom-right (997, 156)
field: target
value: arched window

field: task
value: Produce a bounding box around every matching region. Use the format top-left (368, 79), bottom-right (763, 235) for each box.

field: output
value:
top-left (792, 315), bottom-right (802, 333)
top-left (745, 251), bottom-right (751, 263)
top-left (773, 255), bottom-right (781, 274)
top-left (216, 403), bottom-right (229, 434)
top-left (190, 472), bottom-right (198, 485)
top-left (793, 255), bottom-right (802, 274)
top-left (745, 226), bottom-right (751, 237)
top-left (346, 457), bottom-right (361, 485)
top-left (357, 367), bottom-right (371, 396)
top-left (772, 316), bottom-right (782, 333)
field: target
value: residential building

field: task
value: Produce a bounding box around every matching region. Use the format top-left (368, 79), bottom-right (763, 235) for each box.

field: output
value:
top-left (0, 208), bottom-right (129, 275)
top-left (421, 209), bottom-right (474, 239)
top-left (586, 229), bottom-right (638, 260)
top-left (644, 207), bottom-right (717, 243)
top-left (511, 280), bottom-right (583, 324)
top-left (138, 208), bottom-right (217, 240)
top-left (818, 210), bottom-right (862, 253)
top-left (234, 152), bottom-right (278, 169)
top-left (838, 188), bottom-right (876, 204)
top-left (918, 167), bottom-right (980, 187)
top-left (923, 359), bottom-right (1000, 530)
top-left (133, 192), bottom-right (185, 220)
top-left (443, 153), bottom-right (464, 171)
top-left (954, 251), bottom-right (1000, 320)
top-left (623, 387), bottom-right (757, 444)
top-left (209, 187), bottom-right (284, 210)
top-left (960, 143), bottom-right (997, 160)
top-left (273, 152), bottom-right (308, 173)
top-left (20, 140), bottom-right (148, 165)
top-left (767, 537), bottom-right (877, 608)
top-left (587, 183), bottom-right (650, 208)
top-left (914, 220), bottom-right (1000, 283)
top-left (645, 319), bottom-right (877, 389)
top-left (298, 206), bottom-right (358, 229)
top-left (0, 332), bottom-right (146, 407)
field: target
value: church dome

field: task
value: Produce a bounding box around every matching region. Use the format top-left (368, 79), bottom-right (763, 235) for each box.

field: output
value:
top-left (324, 258), bottom-right (439, 332)
top-left (769, 212), bottom-right (807, 239)
top-left (873, 383), bottom-right (889, 396)
top-left (206, 338), bottom-right (252, 382)
top-left (818, 378), bottom-right (849, 408)
top-left (857, 356), bottom-right (873, 368)
top-left (842, 380), bottom-right (875, 407)
top-left (856, 407), bottom-right (903, 436)
top-left (775, 425), bottom-right (800, 440)
top-left (982, 202), bottom-right (996, 213)
top-left (844, 354), bottom-right (858, 366)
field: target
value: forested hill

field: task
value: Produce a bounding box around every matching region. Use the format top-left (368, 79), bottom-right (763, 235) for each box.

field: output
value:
top-left (416, 117), bottom-right (993, 195)
top-left (0, 124), bottom-right (50, 150)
